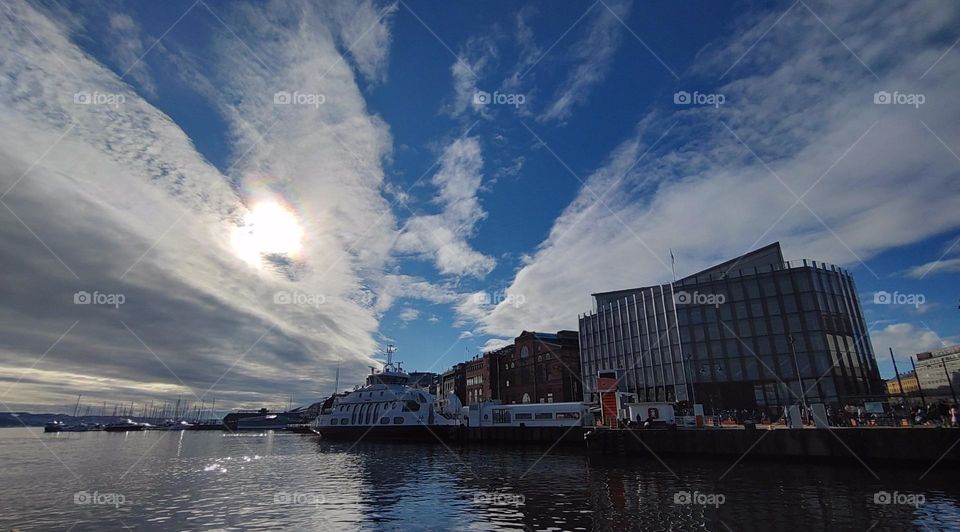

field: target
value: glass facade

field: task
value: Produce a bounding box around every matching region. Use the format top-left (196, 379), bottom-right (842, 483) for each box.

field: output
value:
top-left (578, 249), bottom-right (884, 412)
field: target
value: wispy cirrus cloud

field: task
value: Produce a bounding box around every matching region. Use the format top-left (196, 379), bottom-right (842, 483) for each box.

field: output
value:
top-left (467, 0), bottom-right (960, 339)
top-left (538, 0), bottom-right (632, 123)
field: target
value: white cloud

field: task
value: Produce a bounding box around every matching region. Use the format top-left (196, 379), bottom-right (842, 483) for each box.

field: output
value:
top-left (538, 0), bottom-right (632, 123)
top-left (447, 35), bottom-right (498, 118)
top-left (871, 323), bottom-right (954, 362)
top-left (466, 0), bottom-right (960, 337)
top-left (906, 257), bottom-right (960, 278)
top-left (398, 307), bottom-right (420, 322)
top-left (104, 13), bottom-right (157, 96)
top-left (324, 0), bottom-right (397, 83)
top-left (394, 137), bottom-right (496, 278)
top-left (480, 337), bottom-right (512, 352)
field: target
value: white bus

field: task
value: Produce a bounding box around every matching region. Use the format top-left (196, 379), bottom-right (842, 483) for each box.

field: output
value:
top-left (465, 401), bottom-right (593, 428)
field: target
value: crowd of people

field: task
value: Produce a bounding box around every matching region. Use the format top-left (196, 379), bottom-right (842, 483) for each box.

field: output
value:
top-left (709, 402), bottom-right (960, 428)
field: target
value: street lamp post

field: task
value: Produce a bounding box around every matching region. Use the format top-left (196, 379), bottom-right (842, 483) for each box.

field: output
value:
top-left (788, 334), bottom-right (808, 423)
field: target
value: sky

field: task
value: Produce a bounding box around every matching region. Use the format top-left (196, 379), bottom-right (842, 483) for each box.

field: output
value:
top-left (0, 0), bottom-right (958, 413)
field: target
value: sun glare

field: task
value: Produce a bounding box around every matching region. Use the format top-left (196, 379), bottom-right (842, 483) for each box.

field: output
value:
top-left (231, 201), bottom-right (304, 267)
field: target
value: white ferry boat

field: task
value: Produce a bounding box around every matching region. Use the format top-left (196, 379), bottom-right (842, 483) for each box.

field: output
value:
top-left (315, 346), bottom-right (461, 441)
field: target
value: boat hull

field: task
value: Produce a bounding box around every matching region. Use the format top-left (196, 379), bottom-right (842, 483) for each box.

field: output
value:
top-left (104, 425), bottom-right (144, 432)
top-left (317, 424), bottom-right (460, 442)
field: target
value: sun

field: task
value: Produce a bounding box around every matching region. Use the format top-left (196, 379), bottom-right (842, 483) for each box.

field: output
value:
top-left (231, 201), bottom-right (304, 267)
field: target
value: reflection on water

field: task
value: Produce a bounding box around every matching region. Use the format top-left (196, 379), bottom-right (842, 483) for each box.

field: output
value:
top-left (0, 427), bottom-right (958, 530)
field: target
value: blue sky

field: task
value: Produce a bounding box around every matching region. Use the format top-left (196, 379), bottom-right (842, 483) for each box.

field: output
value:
top-left (0, 0), bottom-right (958, 411)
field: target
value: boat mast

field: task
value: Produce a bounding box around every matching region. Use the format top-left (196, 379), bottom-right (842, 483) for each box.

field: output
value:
top-left (333, 360), bottom-right (340, 395)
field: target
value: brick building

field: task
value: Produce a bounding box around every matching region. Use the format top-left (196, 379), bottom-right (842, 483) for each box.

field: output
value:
top-left (440, 363), bottom-right (466, 407)
top-left (498, 330), bottom-right (582, 404)
top-left (465, 347), bottom-right (508, 404)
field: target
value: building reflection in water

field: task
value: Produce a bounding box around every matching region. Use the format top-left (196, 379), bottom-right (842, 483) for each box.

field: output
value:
top-left (322, 440), bottom-right (960, 530)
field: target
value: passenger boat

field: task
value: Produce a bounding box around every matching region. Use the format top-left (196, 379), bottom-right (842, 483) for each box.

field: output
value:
top-left (315, 346), bottom-right (462, 441)
top-left (43, 420), bottom-right (64, 433)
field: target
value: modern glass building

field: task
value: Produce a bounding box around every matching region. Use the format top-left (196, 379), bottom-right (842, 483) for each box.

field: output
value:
top-left (578, 243), bottom-right (884, 412)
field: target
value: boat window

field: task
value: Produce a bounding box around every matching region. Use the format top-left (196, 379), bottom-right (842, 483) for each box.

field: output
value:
top-left (515, 413), bottom-right (533, 420)
top-left (393, 417), bottom-right (404, 424)
top-left (417, 393), bottom-right (426, 403)
top-left (380, 417), bottom-right (389, 424)
top-left (379, 391), bottom-right (384, 396)
top-left (402, 400), bottom-right (421, 412)
top-left (557, 412), bottom-right (580, 419)
top-left (330, 419), bottom-right (338, 425)
top-left (351, 404), bottom-right (358, 424)
top-left (535, 413), bottom-right (554, 420)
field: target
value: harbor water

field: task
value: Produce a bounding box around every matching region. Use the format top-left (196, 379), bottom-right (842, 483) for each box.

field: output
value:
top-left (1, 427), bottom-right (958, 530)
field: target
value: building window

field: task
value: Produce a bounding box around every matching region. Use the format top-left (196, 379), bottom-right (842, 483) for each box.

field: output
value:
top-left (522, 393), bottom-right (531, 403)
top-left (521, 346), bottom-right (529, 358)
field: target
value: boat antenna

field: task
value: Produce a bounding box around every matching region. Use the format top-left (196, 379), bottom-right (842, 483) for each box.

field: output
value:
top-left (386, 344), bottom-right (396, 368)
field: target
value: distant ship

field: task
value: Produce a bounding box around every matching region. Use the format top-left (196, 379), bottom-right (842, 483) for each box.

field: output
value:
top-left (222, 403), bottom-right (321, 431)
top-left (104, 419), bottom-right (145, 432)
top-left (315, 346), bottom-right (462, 441)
